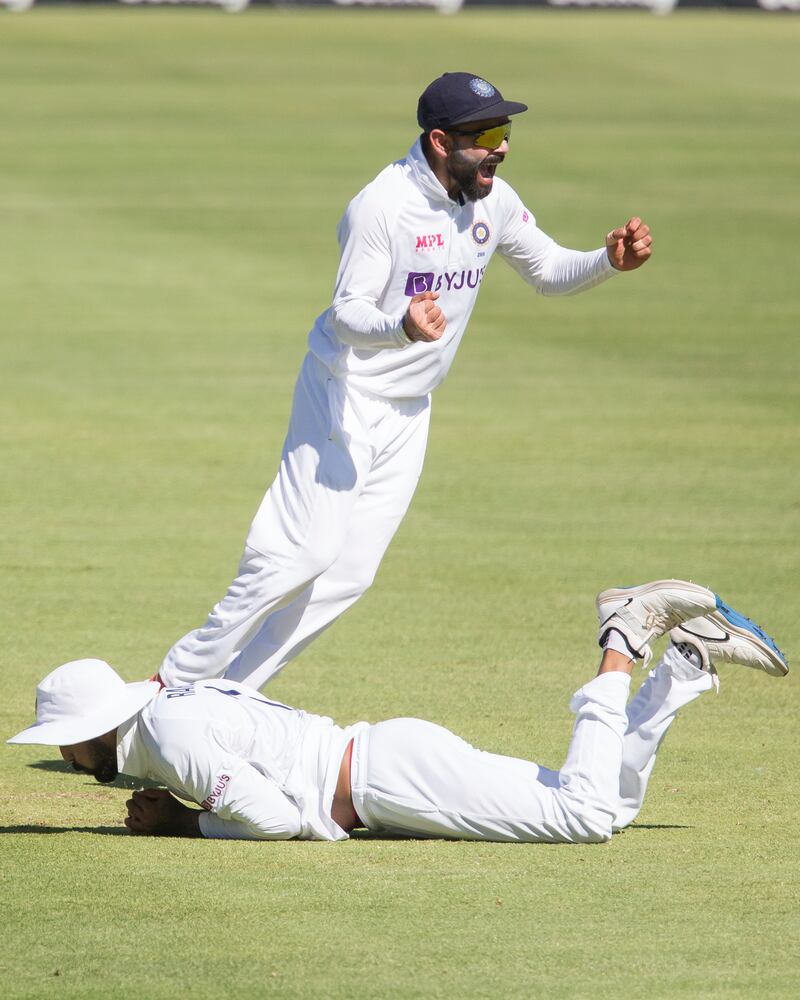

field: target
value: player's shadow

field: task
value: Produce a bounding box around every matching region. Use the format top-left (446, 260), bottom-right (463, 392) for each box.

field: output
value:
top-left (11, 760), bottom-right (157, 836)
top-left (0, 824), bottom-right (127, 836)
top-left (26, 759), bottom-right (161, 789)
top-left (21, 764), bottom-right (692, 839)
top-left (26, 759), bottom-right (78, 775)
top-left (622, 824), bottom-right (692, 831)
top-left (349, 823), bottom-right (692, 842)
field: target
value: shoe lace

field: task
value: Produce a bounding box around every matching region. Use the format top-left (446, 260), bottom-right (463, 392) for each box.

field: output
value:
top-left (644, 610), bottom-right (672, 632)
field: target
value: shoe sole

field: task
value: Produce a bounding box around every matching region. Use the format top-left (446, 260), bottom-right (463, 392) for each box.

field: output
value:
top-left (596, 579), bottom-right (717, 627)
top-left (713, 598), bottom-right (789, 676)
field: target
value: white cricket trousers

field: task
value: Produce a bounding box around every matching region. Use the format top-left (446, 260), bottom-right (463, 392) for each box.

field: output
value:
top-left (159, 352), bottom-right (431, 690)
top-left (350, 649), bottom-right (714, 844)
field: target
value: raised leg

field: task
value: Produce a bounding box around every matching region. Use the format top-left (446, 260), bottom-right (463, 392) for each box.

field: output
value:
top-left (614, 646), bottom-right (714, 831)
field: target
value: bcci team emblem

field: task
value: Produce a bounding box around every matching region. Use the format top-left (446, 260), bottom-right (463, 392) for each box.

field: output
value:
top-left (470, 78), bottom-right (495, 98)
top-left (471, 221), bottom-right (491, 246)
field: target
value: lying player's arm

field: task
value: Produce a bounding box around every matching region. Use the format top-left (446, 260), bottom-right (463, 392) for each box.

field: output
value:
top-left (138, 715), bottom-right (305, 840)
top-left (125, 767), bottom-right (304, 841)
top-left (197, 762), bottom-right (303, 840)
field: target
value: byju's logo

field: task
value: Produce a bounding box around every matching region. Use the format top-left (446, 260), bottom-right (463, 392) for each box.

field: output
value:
top-left (405, 272), bottom-right (435, 296)
top-left (404, 268), bottom-right (486, 297)
top-left (201, 773), bottom-right (231, 811)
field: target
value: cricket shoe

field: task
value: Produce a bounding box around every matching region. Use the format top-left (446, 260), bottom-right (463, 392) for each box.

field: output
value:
top-left (596, 579), bottom-right (718, 667)
top-left (669, 598), bottom-right (788, 679)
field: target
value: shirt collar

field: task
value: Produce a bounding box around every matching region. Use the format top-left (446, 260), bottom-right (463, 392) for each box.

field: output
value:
top-left (116, 712), bottom-right (151, 779)
top-left (406, 138), bottom-right (459, 208)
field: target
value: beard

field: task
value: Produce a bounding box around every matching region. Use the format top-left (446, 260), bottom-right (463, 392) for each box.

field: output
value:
top-left (446, 148), bottom-right (503, 202)
top-left (72, 741), bottom-right (119, 784)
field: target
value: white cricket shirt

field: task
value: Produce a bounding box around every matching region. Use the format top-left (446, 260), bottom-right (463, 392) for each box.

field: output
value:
top-left (308, 139), bottom-right (617, 399)
top-left (117, 680), bottom-right (367, 841)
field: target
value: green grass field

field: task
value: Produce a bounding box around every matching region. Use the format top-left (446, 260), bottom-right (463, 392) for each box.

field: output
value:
top-left (1, 8), bottom-right (799, 998)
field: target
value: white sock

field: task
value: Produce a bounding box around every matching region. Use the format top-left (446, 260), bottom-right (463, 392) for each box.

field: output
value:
top-left (602, 628), bottom-right (637, 659)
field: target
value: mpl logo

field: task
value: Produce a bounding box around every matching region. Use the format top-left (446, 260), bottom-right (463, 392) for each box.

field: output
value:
top-left (415, 233), bottom-right (445, 252)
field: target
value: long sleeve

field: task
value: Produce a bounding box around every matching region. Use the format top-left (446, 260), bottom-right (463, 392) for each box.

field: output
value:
top-left (142, 716), bottom-right (305, 841)
top-left (329, 188), bottom-right (411, 350)
top-left (496, 188), bottom-right (617, 296)
top-left (196, 763), bottom-right (303, 841)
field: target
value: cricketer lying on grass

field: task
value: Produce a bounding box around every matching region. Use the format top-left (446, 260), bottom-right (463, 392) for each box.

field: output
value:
top-left (157, 71), bottom-right (653, 693)
top-left (9, 581), bottom-right (787, 843)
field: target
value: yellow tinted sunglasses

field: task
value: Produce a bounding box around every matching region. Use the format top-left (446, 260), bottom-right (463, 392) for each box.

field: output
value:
top-left (449, 121), bottom-right (512, 150)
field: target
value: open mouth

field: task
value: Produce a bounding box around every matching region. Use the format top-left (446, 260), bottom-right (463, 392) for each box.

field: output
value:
top-left (477, 159), bottom-right (501, 185)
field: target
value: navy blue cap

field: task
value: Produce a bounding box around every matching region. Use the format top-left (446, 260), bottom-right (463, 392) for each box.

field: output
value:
top-left (417, 73), bottom-right (528, 131)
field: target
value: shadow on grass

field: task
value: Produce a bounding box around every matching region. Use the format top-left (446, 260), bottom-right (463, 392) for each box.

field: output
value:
top-left (0, 824), bottom-right (127, 836)
top-left (0, 824), bottom-right (693, 841)
top-left (622, 824), bottom-right (692, 831)
top-left (16, 768), bottom-right (693, 840)
top-left (349, 822), bottom-right (694, 842)
top-left (349, 827), bottom-right (692, 842)
top-left (26, 760), bottom-right (161, 789)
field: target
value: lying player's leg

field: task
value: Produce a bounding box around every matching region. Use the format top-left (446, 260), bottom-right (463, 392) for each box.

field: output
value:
top-left (351, 579), bottom-right (725, 844)
top-left (596, 587), bottom-right (789, 831)
top-left (350, 671), bottom-right (630, 845)
top-left (613, 646), bottom-right (715, 831)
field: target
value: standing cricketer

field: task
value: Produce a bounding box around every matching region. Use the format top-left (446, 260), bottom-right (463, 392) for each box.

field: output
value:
top-left (158, 72), bottom-right (653, 691)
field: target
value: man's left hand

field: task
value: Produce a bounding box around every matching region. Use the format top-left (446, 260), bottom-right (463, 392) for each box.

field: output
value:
top-left (605, 217), bottom-right (652, 271)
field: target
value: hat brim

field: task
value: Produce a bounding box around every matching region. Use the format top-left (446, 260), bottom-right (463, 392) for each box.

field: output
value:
top-left (7, 680), bottom-right (160, 746)
top-left (448, 100), bottom-right (529, 127)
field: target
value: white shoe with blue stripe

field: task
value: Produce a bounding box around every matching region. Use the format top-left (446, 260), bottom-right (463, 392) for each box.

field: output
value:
top-left (670, 598), bottom-right (788, 678)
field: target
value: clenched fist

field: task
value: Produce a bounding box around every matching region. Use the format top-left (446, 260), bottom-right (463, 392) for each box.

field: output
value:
top-left (125, 787), bottom-right (202, 837)
top-left (605, 217), bottom-right (652, 271)
top-left (403, 291), bottom-right (447, 343)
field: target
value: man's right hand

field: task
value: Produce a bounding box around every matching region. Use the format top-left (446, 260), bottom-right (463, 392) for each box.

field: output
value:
top-left (403, 291), bottom-right (447, 343)
top-left (125, 788), bottom-right (202, 837)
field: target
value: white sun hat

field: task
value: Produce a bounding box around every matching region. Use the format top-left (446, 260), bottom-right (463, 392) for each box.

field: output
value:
top-left (7, 659), bottom-right (161, 746)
